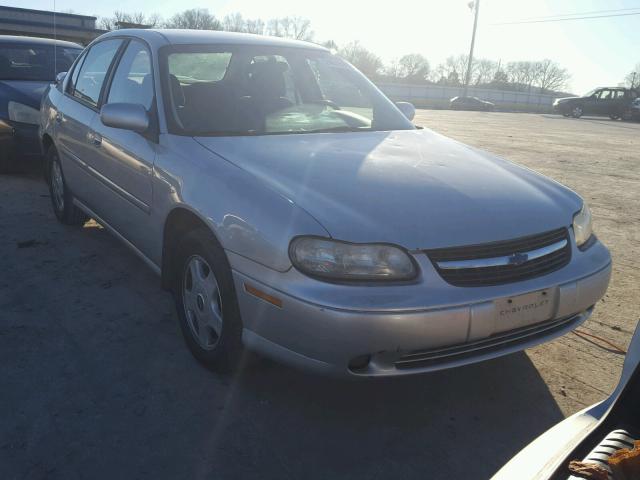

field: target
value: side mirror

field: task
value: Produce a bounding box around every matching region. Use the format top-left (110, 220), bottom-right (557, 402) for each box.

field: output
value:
top-left (55, 71), bottom-right (67, 86)
top-left (100, 103), bottom-right (149, 133)
top-left (396, 101), bottom-right (416, 121)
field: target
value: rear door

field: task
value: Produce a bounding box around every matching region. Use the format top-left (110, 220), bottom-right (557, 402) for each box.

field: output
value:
top-left (87, 39), bottom-right (158, 254)
top-left (55, 39), bottom-right (123, 205)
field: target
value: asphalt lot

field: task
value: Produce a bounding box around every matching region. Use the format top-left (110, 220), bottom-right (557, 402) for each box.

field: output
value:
top-left (1, 111), bottom-right (638, 480)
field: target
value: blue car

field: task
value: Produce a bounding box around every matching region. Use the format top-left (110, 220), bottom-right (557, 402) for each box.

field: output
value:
top-left (0, 35), bottom-right (82, 172)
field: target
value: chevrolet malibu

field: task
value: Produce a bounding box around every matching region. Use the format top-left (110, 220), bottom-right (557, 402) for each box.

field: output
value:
top-left (40, 29), bottom-right (611, 377)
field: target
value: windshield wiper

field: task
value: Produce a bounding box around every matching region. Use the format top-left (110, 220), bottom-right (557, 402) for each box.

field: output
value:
top-left (302, 126), bottom-right (370, 134)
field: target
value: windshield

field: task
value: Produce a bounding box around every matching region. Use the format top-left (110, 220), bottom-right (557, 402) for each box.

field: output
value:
top-left (0, 44), bottom-right (82, 81)
top-left (161, 45), bottom-right (415, 136)
top-left (583, 88), bottom-right (598, 97)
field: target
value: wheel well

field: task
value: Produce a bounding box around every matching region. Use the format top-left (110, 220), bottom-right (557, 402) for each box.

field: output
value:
top-left (41, 133), bottom-right (53, 153)
top-left (161, 208), bottom-right (217, 290)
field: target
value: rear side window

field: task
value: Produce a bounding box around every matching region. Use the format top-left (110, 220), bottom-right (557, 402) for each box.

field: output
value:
top-left (72, 39), bottom-right (122, 107)
top-left (107, 40), bottom-right (154, 110)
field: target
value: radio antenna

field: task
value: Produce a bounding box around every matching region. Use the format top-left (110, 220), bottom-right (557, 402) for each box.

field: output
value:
top-left (53, 0), bottom-right (57, 78)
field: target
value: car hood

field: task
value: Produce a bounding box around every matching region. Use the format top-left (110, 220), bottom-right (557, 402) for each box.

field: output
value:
top-left (195, 129), bottom-right (581, 249)
top-left (555, 96), bottom-right (580, 103)
top-left (0, 80), bottom-right (49, 109)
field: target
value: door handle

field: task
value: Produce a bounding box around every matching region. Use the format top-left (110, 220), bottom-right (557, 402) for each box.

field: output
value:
top-left (87, 132), bottom-right (102, 147)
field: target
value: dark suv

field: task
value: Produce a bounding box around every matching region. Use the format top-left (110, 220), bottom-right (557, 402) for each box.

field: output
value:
top-left (553, 87), bottom-right (638, 119)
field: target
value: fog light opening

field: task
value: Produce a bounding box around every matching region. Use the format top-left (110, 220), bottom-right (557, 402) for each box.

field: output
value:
top-left (348, 354), bottom-right (371, 372)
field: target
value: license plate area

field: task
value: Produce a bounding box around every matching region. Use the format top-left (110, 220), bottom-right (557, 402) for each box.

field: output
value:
top-left (494, 289), bottom-right (556, 332)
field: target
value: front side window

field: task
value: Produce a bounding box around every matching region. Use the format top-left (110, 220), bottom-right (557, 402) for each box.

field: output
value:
top-left (72, 39), bottom-right (122, 107)
top-left (0, 43), bottom-right (81, 81)
top-left (107, 40), bottom-right (154, 110)
top-left (161, 45), bottom-right (414, 136)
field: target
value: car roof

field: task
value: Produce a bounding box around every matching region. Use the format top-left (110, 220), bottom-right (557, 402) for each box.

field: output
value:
top-left (0, 35), bottom-right (82, 49)
top-left (97, 29), bottom-right (328, 51)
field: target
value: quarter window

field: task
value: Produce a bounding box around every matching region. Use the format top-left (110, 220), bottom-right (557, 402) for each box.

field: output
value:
top-left (107, 40), bottom-right (154, 110)
top-left (72, 39), bottom-right (122, 107)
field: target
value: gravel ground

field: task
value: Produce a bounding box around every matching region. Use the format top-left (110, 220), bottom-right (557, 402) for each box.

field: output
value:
top-left (1, 111), bottom-right (638, 480)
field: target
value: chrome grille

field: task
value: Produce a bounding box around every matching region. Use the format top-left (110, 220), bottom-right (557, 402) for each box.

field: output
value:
top-left (426, 228), bottom-right (571, 287)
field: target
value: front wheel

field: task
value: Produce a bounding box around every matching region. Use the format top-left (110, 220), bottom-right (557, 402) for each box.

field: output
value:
top-left (47, 146), bottom-right (88, 225)
top-left (173, 228), bottom-right (244, 373)
top-left (571, 106), bottom-right (583, 118)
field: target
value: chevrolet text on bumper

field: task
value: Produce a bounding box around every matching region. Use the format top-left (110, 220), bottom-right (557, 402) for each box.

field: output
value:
top-left (39, 29), bottom-right (612, 376)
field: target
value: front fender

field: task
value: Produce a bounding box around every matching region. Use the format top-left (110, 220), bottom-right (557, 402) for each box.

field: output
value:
top-left (154, 135), bottom-right (330, 272)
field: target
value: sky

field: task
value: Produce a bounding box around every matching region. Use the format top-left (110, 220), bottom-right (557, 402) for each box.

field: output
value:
top-left (7, 0), bottom-right (640, 93)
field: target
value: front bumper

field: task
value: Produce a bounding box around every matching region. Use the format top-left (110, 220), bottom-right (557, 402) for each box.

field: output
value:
top-left (0, 119), bottom-right (41, 163)
top-left (230, 236), bottom-right (611, 377)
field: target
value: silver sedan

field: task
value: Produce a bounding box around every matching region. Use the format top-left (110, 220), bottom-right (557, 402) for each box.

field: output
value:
top-left (40, 29), bottom-right (611, 377)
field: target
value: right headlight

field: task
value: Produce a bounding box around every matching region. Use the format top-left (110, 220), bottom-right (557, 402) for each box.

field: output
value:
top-left (573, 203), bottom-right (593, 248)
top-left (289, 236), bottom-right (418, 282)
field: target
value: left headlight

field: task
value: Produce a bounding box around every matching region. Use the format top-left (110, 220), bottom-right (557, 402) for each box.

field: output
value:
top-left (8, 101), bottom-right (40, 125)
top-left (573, 202), bottom-right (593, 248)
top-left (289, 237), bottom-right (418, 281)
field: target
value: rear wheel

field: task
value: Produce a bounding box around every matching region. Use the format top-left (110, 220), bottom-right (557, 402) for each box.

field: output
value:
top-left (571, 106), bottom-right (583, 118)
top-left (609, 114), bottom-right (621, 120)
top-left (47, 146), bottom-right (88, 225)
top-left (173, 228), bottom-right (244, 373)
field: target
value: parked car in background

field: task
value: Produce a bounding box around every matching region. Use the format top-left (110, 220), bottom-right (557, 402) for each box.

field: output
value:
top-left (0, 35), bottom-right (82, 172)
top-left (623, 97), bottom-right (640, 121)
top-left (450, 95), bottom-right (495, 111)
top-left (493, 320), bottom-right (640, 480)
top-left (553, 87), bottom-right (638, 119)
top-left (41, 29), bottom-right (610, 377)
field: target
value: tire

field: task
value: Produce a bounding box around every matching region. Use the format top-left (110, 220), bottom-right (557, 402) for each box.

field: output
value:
top-left (173, 228), bottom-right (244, 373)
top-left (571, 106), bottom-right (583, 118)
top-left (46, 146), bottom-right (88, 225)
top-left (562, 113), bottom-right (571, 117)
top-left (609, 114), bottom-right (620, 120)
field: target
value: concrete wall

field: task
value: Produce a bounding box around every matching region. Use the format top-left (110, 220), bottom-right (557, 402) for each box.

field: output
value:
top-left (378, 82), bottom-right (559, 113)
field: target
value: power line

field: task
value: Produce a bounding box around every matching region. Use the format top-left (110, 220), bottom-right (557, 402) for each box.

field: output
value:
top-left (514, 6), bottom-right (640, 22)
top-left (492, 10), bottom-right (640, 26)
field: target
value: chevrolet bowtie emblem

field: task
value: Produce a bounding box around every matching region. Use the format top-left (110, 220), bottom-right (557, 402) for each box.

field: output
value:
top-left (508, 252), bottom-right (529, 266)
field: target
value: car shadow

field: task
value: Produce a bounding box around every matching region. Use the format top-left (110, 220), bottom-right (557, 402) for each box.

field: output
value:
top-left (0, 175), bottom-right (564, 480)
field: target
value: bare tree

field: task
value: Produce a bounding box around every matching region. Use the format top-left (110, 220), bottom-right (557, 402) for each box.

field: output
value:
top-left (396, 54), bottom-right (430, 81)
top-left (473, 59), bottom-right (498, 85)
top-left (338, 41), bottom-right (383, 78)
top-left (624, 62), bottom-right (640, 88)
top-left (223, 13), bottom-right (246, 32)
top-left (165, 8), bottom-right (222, 30)
top-left (99, 11), bottom-right (160, 30)
top-left (534, 59), bottom-right (570, 93)
top-left (266, 16), bottom-right (313, 41)
top-left (244, 18), bottom-right (265, 35)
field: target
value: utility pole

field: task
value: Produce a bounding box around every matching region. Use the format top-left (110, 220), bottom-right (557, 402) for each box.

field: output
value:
top-left (463, 0), bottom-right (480, 97)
